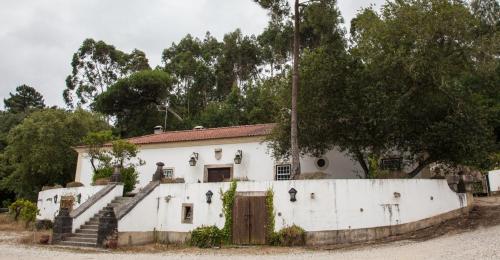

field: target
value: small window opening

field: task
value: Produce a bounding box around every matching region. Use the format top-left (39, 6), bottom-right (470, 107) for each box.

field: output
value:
top-left (380, 158), bottom-right (402, 171)
top-left (181, 203), bottom-right (193, 224)
top-left (163, 168), bottom-right (174, 179)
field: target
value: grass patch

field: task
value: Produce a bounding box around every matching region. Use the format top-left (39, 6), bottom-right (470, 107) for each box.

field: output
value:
top-left (18, 230), bottom-right (52, 245)
top-left (0, 213), bottom-right (26, 231)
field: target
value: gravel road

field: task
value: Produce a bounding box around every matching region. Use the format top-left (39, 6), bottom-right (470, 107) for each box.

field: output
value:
top-left (1, 224), bottom-right (499, 260)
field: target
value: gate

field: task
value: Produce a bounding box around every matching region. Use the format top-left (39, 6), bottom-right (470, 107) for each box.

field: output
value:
top-left (232, 195), bottom-right (267, 245)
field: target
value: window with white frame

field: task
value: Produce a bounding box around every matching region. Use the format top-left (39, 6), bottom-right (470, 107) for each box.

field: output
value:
top-left (163, 168), bottom-right (174, 179)
top-left (275, 164), bottom-right (291, 180)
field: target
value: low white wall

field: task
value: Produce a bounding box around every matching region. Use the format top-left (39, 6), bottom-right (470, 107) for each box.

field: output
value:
top-left (118, 188), bottom-right (160, 232)
top-left (117, 179), bottom-right (467, 233)
top-left (71, 185), bottom-right (124, 232)
top-left (36, 186), bottom-right (104, 221)
top-left (489, 170), bottom-right (500, 192)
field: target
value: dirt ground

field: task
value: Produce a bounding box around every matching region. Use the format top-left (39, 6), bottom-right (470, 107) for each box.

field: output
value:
top-left (1, 196), bottom-right (500, 260)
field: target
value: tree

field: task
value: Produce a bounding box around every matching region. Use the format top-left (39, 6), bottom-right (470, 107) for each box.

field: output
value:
top-left (0, 112), bottom-right (25, 151)
top-left (82, 130), bottom-right (115, 173)
top-left (63, 38), bottom-right (151, 107)
top-left (94, 70), bottom-right (174, 137)
top-left (162, 33), bottom-right (221, 118)
top-left (471, 0), bottom-right (500, 26)
top-left (351, 0), bottom-right (497, 177)
top-left (89, 139), bottom-right (143, 193)
top-left (255, 0), bottom-right (340, 178)
top-left (257, 21), bottom-right (293, 77)
top-left (271, 0), bottom-right (498, 178)
top-left (162, 31), bottom-right (264, 121)
top-left (1, 108), bottom-right (109, 199)
top-left (3, 85), bottom-right (45, 113)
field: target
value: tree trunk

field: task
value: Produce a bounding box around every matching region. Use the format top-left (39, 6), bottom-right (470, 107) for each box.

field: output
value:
top-left (354, 151), bottom-right (370, 178)
top-left (291, 0), bottom-right (301, 179)
top-left (407, 158), bottom-right (433, 178)
top-left (90, 157), bottom-right (97, 173)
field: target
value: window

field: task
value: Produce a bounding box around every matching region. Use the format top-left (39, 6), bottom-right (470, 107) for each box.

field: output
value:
top-left (380, 158), bottom-right (402, 171)
top-left (163, 168), bottom-right (174, 179)
top-left (181, 203), bottom-right (193, 224)
top-left (275, 164), bottom-right (291, 180)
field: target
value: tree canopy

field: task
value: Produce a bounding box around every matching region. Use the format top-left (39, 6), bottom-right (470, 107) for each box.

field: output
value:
top-left (4, 85), bottom-right (45, 113)
top-left (63, 38), bottom-right (151, 107)
top-left (271, 0), bottom-right (500, 178)
top-left (0, 108), bottom-right (109, 199)
top-left (94, 70), bottom-right (174, 137)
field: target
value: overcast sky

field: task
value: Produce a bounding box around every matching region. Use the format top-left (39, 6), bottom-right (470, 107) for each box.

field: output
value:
top-left (0, 0), bottom-right (385, 109)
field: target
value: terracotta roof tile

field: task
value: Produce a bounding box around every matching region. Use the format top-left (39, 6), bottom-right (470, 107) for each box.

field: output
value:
top-left (122, 123), bottom-right (275, 146)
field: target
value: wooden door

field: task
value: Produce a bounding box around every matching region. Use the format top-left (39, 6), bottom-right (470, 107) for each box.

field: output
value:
top-left (207, 167), bottom-right (231, 182)
top-left (232, 196), bottom-right (267, 245)
top-left (233, 196), bottom-right (250, 244)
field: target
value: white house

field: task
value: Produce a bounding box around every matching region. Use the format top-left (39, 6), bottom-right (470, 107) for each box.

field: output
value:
top-left (37, 123), bottom-right (471, 248)
top-left (74, 123), bottom-right (365, 189)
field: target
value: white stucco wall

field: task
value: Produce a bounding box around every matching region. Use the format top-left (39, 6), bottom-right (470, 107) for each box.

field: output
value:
top-left (36, 185), bottom-right (104, 221)
top-left (72, 184), bottom-right (124, 232)
top-left (489, 170), bottom-right (500, 192)
top-left (118, 188), bottom-right (160, 232)
top-left (117, 179), bottom-right (467, 233)
top-left (75, 138), bottom-right (362, 190)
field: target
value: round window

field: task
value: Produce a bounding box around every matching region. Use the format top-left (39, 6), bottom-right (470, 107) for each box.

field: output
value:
top-left (315, 157), bottom-right (329, 170)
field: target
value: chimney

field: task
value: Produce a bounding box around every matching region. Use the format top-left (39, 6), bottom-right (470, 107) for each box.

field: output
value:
top-left (154, 125), bottom-right (164, 134)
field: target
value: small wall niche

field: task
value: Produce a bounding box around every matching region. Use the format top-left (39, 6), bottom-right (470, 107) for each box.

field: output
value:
top-left (181, 203), bottom-right (194, 224)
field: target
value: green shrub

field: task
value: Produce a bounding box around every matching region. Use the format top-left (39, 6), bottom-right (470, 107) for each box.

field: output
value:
top-left (190, 226), bottom-right (223, 248)
top-left (275, 225), bottom-right (305, 246)
top-left (35, 219), bottom-right (53, 230)
top-left (265, 189), bottom-right (278, 245)
top-left (121, 167), bottom-right (138, 194)
top-left (8, 199), bottom-right (39, 225)
top-left (2, 199), bottom-right (12, 208)
top-left (221, 181), bottom-right (237, 243)
top-left (92, 167), bottom-right (138, 194)
top-left (92, 167), bottom-right (113, 181)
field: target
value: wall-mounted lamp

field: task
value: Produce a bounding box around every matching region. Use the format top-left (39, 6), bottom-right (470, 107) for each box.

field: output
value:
top-left (234, 150), bottom-right (243, 164)
top-left (76, 194), bottom-right (81, 204)
top-left (189, 152), bottom-right (199, 166)
top-left (164, 195), bottom-right (173, 203)
top-left (288, 188), bottom-right (297, 202)
top-left (206, 190), bottom-right (213, 204)
top-left (54, 195), bottom-right (58, 204)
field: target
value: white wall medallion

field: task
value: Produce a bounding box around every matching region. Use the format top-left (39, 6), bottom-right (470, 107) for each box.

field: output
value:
top-left (214, 148), bottom-right (222, 160)
top-left (315, 157), bottom-right (329, 170)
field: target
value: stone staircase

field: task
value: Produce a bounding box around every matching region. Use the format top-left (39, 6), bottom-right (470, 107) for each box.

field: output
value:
top-left (59, 196), bottom-right (132, 247)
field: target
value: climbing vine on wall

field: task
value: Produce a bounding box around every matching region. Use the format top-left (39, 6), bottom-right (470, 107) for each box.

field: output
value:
top-left (266, 189), bottom-right (278, 245)
top-left (221, 180), bottom-right (237, 244)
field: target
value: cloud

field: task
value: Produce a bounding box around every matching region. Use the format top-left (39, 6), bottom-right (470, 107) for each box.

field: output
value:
top-left (0, 0), bottom-right (384, 109)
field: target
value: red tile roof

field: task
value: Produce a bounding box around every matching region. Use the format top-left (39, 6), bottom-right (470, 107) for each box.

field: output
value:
top-left (121, 123), bottom-right (275, 146)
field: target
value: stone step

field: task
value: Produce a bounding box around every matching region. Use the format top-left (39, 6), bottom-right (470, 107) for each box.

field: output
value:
top-left (65, 236), bottom-right (97, 243)
top-left (71, 233), bottom-right (97, 239)
top-left (85, 221), bottom-right (99, 225)
top-left (59, 240), bottom-right (97, 248)
top-left (80, 224), bottom-right (99, 229)
top-left (76, 229), bottom-right (98, 234)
